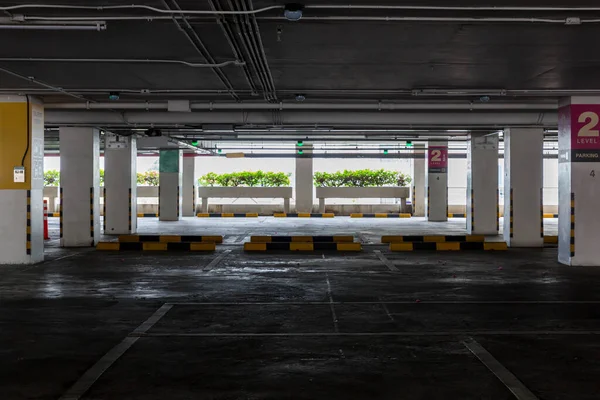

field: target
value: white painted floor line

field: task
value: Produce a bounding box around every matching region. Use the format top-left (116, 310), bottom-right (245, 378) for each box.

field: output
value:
top-left (464, 338), bottom-right (539, 400)
top-left (381, 302), bottom-right (395, 322)
top-left (166, 300), bottom-right (600, 306)
top-left (373, 250), bottom-right (399, 271)
top-left (325, 273), bottom-right (339, 333)
top-left (235, 234), bottom-right (247, 243)
top-left (59, 304), bottom-right (173, 400)
top-left (137, 330), bottom-right (600, 337)
top-left (203, 250), bottom-right (232, 271)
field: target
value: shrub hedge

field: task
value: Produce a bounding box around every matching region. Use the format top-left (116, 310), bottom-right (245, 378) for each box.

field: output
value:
top-left (44, 170), bottom-right (160, 186)
top-left (137, 171), bottom-right (159, 186)
top-left (44, 170), bottom-right (60, 186)
top-left (199, 171), bottom-right (290, 187)
top-left (314, 169), bottom-right (411, 187)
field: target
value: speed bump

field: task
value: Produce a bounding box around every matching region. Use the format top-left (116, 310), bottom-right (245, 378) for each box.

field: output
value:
top-left (118, 235), bottom-right (223, 244)
top-left (137, 213), bottom-right (159, 218)
top-left (381, 235), bottom-right (485, 244)
top-left (250, 235), bottom-right (354, 243)
top-left (96, 242), bottom-right (216, 251)
top-left (350, 213), bottom-right (411, 218)
top-left (390, 242), bottom-right (507, 251)
top-left (273, 213), bottom-right (335, 218)
top-left (197, 213), bottom-right (258, 218)
top-left (244, 242), bottom-right (362, 252)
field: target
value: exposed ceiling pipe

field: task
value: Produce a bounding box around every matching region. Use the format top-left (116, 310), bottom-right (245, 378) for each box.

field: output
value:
top-left (45, 112), bottom-right (558, 129)
top-left (19, 14), bottom-right (600, 24)
top-left (228, 0), bottom-right (277, 101)
top-left (170, 138), bottom-right (215, 155)
top-left (2, 87), bottom-right (598, 97)
top-left (0, 57), bottom-right (244, 68)
top-left (207, 0), bottom-right (259, 94)
top-left (0, 23), bottom-right (106, 30)
top-left (0, 4), bottom-right (284, 15)
top-left (45, 101), bottom-right (558, 111)
top-left (243, 0), bottom-right (277, 101)
top-left (304, 5), bottom-right (600, 12)
top-left (3, 4), bottom-right (600, 14)
top-left (162, 0), bottom-right (241, 100)
top-left (258, 16), bottom-right (591, 24)
top-left (0, 66), bottom-right (95, 102)
top-left (227, 3), bottom-right (271, 100)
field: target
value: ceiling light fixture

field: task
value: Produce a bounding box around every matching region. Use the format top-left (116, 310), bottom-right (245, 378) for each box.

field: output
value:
top-left (284, 3), bottom-right (304, 21)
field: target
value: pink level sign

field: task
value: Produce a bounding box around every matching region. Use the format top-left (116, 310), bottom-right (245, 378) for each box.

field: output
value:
top-left (428, 146), bottom-right (448, 173)
top-left (571, 104), bottom-right (600, 150)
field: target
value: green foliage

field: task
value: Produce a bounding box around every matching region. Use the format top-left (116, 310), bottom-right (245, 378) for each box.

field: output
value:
top-left (137, 171), bottom-right (159, 186)
top-left (44, 170), bottom-right (60, 187)
top-left (99, 169), bottom-right (104, 186)
top-left (313, 169), bottom-right (412, 187)
top-left (199, 171), bottom-right (290, 187)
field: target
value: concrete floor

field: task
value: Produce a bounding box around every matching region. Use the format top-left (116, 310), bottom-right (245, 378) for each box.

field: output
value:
top-left (99, 216), bottom-right (558, 243)
top-left (3, 218), bottom-right (596, 400)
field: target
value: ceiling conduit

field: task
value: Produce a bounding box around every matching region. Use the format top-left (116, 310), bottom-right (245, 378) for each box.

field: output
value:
top-left (0, 58), bottom-right (244, 68)
top-left (43, 110), bottom-right (559, 128)
top-left (3, 4), bottom-right (600, 14)
top-left (45, 102), bottom-right (558, 111)
top-left (228, 0), bottom-right (277, 101)
top-left (208, 0), bottom-right (260, 94)
top-left (161, 0), bottom-right (241, 100)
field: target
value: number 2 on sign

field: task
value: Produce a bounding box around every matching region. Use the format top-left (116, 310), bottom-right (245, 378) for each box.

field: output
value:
top-left (431, 150), bottom-right (442, 162)
top-left (578, 111), bottom-right (600, 137)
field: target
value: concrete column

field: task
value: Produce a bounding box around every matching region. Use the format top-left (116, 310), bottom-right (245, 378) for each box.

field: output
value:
top-left (295, 145), bottom-right (313, 213)
top-left (182, 155), bottom-right (197, 217)
top-left (159, 150), bottom-right (182, 221)
top-left (467, 133), bottom-right (499, 235)
top-left (558, 97), bottom-right (600, 265)
top-left (60, 127), bottom-right (100, 247)
top-left (412, 144), bottom-right (426, 216)
top-left (0, 96), bottom-right (45, 264)
top-left (104, 134), bottom-right (137, 234)
top-left (503, 128), bottom-right (544, 247)
top-left (426, 141), bottom-right (448, 222)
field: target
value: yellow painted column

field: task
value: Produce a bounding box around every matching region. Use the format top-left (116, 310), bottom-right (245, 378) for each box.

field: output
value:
top-left (0, 95), bottom-right (45, 264)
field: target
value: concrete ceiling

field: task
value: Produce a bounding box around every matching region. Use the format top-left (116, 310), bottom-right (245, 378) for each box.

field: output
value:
top-left (3, 1), bottom-right (600, 136)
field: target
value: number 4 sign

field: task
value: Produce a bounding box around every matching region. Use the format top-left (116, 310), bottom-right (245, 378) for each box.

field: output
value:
top-left (428, 146), bottom-right (448, 173)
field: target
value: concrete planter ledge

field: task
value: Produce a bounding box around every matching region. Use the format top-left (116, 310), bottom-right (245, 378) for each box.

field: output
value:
top-left (198, 187), bottom-right (293, 213)
top-left (316, 186), bottom-right (410, 213)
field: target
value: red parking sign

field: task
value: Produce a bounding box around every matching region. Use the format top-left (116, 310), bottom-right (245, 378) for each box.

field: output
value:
top-left (428, 146), bottom-right (448, 173)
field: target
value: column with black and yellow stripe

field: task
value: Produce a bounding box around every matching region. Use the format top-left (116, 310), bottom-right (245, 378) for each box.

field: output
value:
top-left (104, 133), bottom-right (137, 234)
top-left (503, 128), bottom-right (544, 247)
top-left (59, 127), bottom-right (101, 247)
top-left (558, 98), bottom-right (600, 266)
top-left (159, 150), bottom-right (182, 221)
top-left (412, 143), bottom-right (426, 217)
top-left (0, 96), bottom-right (44, 264)
top-left (182, 154), bottom-right (197, 216)
top-left (467, 133), bottom-right (499, 235)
